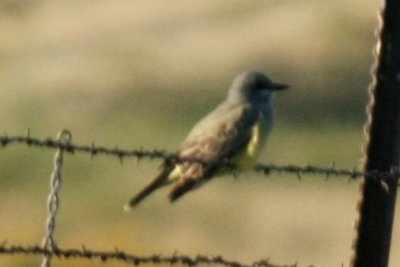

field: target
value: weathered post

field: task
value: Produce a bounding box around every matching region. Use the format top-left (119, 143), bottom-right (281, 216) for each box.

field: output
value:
top-left (352, 0), bottom-right (400, 266)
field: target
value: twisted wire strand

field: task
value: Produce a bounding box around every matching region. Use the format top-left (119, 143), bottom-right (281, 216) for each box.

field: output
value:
top-left (41, 130), bottom-right (72, 267)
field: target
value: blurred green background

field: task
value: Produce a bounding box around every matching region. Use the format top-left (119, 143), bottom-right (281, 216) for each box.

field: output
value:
top-left (1, 0), bottom-right (399, 266)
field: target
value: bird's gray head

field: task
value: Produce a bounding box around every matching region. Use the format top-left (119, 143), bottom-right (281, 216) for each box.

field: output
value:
top-left (227, 71), bottom-right (288, 105)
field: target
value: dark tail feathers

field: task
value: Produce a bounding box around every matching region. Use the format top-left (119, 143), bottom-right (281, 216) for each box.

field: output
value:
top-left (124, 167), bottom-right (172, 210)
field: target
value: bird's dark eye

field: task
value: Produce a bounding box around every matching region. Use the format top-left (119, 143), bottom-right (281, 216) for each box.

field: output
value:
top-left (255, 79), bottom-right (268, 90)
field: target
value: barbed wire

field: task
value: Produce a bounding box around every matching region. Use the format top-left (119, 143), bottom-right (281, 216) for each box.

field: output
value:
top-left (0, 131), bottom-right (302, 267)
top-left (0, 131), bottom-right (394, 267)
top-left (1, 132), bottom-right (399, 182)
top-left (0, 244), bottom-right (296, 267)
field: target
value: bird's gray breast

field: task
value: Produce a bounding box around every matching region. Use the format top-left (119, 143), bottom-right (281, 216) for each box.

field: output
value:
top-left (257, 105), bottom-right (274, 144)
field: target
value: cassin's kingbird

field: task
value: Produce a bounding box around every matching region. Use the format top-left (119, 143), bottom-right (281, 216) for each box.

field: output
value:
top-left (125, 71), bottom-right (288, 210)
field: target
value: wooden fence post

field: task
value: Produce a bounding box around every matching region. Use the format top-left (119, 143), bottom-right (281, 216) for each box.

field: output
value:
top-left (352, 0), bottom-right (400, 266)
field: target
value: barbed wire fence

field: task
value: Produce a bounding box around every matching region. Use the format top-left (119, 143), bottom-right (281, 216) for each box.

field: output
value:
top-left (0, 130), bottom-right (397, 267)
top-left (2, 131), bottom-right (399, 181)
top-left (1, 0), bottom-right (400, 267)
top-left (0, 131), bottom-right (364, 267)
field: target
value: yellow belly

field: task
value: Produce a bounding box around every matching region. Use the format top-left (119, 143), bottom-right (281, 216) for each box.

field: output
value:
top-left (231, 122), bottom-right (266, 170)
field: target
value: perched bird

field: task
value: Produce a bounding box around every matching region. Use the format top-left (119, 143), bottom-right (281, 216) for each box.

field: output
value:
top-left (124, 71), bottom-right (288, 210)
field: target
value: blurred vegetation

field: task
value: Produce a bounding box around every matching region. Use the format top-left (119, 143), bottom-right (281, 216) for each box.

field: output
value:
top-left (2, 1), bottom-right (399, 267)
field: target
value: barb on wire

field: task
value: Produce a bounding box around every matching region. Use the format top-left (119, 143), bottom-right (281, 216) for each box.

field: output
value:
top-left (41, 130), bottom-right (72, 267)
top-left (1, 133), bottom-right (399, 182)
top-left (0, 244), bottom-right (295, 267)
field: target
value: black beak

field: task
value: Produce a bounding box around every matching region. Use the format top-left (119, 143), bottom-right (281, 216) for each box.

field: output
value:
top-left (270, 82), bottom-right (289, 91)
